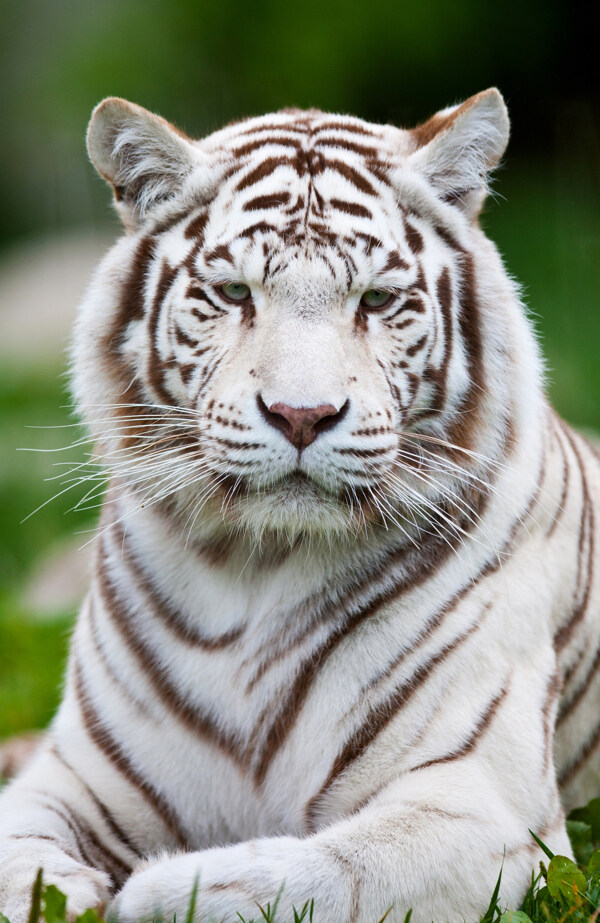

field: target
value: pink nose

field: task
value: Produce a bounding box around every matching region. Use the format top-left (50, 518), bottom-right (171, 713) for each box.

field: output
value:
top-left (258, 396), bottom-right (348, 450)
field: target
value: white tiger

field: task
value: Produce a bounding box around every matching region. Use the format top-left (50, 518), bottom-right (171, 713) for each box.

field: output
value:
top-left (1, 87), bottom-right (599, 923)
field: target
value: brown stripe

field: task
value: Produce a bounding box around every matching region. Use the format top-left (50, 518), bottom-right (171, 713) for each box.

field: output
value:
top-left (58, 799), bottom-right (132, 885)
top-left (179, 362), bottom-right (196, 385)
top-left (184, 211), bottom-right (209, 242)
top-left (404, 220), bottom-right (424, 255)
top-left (324, 159), bottom-right (377, 196)
top-left (355, 232), bottom-right (383, 252)
top-left (204, 243), bottom-right (234, 265)
top-left (114, 236), bottom-right (156, 328)
top-left (557, 631), bottom-right (600, 725)
top-left (252, 527), bottom-right (473, 783)
top-left (87, 596), bottom-right (154, 718)
top-left (361, 466), bottom-right (541, 701)
top-left (175, 324), bottom-right (198, 348)
top-left (316, 138), bottom-right (380, 159)
top-left (186, 285), bottom-right (224, 311)
top-left (553, 423), bottom-right (595, 652)
top-left (409, 683), bottom-right (509, 772)
top-left (236, 221), bottom-right (279, 240)
top-left (415, 262), bottom-right (428, 293)
top-left (335, 446), bottom-right (391, 458)
top-left (329, 198), bottom-right (373, 219)
top-left (212, 436), bottom-right (265, 451)
top-left (559, 714), bottom-right (600, 788)
top-left (541, 666), bottom-right (562, 773)
top-left (382, 251), bottom-right (410, 273)
top-left (442, 251), bottom-right (485, 455)
top-left (313, 121), bottom-right (377, 137)
top-left (31, 791), bottom-right (95, 869)
top-left (245, 453), bottom-right (500, 700)
top-left (304, 618), bottom-right (484, 827)
top-left (387, 297), bottom-right (425, 321)
top-left (233, 137), bottom-right (302, 158)
top-left (235, 157), bottom-right (297, 191)
top-left (51, 744), bottom-right (141, 857)
top-left (146, 258), bottom-right (179, 406)
top-left (100, 237), bottom-right (157, 443)
top-left (238, 122), bottom-right (310, 137)
top-left (195, 354), bottom-right (224, 397)
top-left (427, 266), bottom-right (453, 412)
top-left (406, 334), bottom-right (428, 357)
top-left (73, 656), bottom-right (188, 846)
top-left (243, 192), bottom-right (291, 211)
top-left (432, 222), bottom-right (463, 254)
top-left (31, 789), bottom-right (130, 885)
top-left (97, 536), bottom-right (243, 763)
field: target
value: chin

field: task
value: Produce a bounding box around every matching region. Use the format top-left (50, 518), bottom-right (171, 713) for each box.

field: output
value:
top-left (220, 473), bottom-right (372, 546)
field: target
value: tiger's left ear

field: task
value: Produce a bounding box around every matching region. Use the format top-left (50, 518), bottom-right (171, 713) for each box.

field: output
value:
top-left (87, 97), bottom-right (204, 227)
top-left (408, 88), bottom-right (509, 216)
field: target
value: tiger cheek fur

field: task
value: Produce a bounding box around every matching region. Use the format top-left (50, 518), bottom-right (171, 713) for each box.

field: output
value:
top-left (1, 89), bottom-right (599, 923)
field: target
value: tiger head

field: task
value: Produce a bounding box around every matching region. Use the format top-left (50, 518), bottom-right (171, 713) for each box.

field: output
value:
top-left (73, 90), bottom-right (540, 548)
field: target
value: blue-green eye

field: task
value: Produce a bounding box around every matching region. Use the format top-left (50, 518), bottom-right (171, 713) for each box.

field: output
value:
top-left (219, 282), bottom-right (251, 302)
top-left (360, 289), bottom-right (393, 310)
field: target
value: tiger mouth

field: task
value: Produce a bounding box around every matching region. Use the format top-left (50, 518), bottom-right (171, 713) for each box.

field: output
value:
top-left (219, 469), bottom-right (332, 498)
top-left (215, 467), bottom-right (379, 515)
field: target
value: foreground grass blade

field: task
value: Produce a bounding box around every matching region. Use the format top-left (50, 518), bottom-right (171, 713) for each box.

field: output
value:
top-left (528, 830), bottom-right (555, 861)
top-left (480, 866), bottom-right (503, 923)
top-left (27, 870), bottom-right (43, 923)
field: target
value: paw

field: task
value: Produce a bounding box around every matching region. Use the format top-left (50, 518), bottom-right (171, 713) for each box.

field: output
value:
top-left (0, 854), bottom-right (111, 923)
top-left (110, 841), bottom-right (303, 923)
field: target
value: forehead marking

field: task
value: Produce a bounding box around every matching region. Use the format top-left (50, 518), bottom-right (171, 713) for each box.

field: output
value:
top-left (184, 212), bottom-right (209, 241)
top-left (205, 244), bottom-right (235, 265)
top-left (243, 192), bottom-right (291, 211)
top-left (404, 220), bottom-right (424, 255)
top-left (329, 198), bottom-right (373, 219)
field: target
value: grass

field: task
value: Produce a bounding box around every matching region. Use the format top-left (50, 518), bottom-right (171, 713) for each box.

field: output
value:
top-left (0, 361), bottom-right (92, 738)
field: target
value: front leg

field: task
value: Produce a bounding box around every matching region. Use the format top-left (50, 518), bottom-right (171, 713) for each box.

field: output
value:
top-left (0, 743), bottom-right (136, 923)
top-left (112, 836), bottom-right (354, 923)
top-left (112, 762), bottom-right (572, 923)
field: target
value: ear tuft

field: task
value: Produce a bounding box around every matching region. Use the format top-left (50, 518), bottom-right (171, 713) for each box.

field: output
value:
top-left (409, 88), bottom-right (510, 214)
top-left (87, 98), bottom-right (198, 224)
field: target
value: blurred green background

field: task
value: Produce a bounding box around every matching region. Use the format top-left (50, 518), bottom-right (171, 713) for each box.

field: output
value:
top-left (0, 0), bottom-right (598, 740)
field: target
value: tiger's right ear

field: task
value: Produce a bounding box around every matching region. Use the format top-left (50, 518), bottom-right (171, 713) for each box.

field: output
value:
top-left (87, 98), bottom-right (202, 227)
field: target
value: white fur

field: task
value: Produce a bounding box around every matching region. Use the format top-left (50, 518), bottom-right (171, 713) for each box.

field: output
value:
top-left (1, 91), bottom-right (599, 923)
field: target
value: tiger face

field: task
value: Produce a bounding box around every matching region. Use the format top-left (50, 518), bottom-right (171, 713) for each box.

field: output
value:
top-left (75, 91), bottom-right (514, 544)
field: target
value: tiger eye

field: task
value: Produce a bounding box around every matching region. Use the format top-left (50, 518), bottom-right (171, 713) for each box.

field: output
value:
top-left (360, 289), bottom-right (393, 310)
top-left (220, 282), bottom-right (251, 302)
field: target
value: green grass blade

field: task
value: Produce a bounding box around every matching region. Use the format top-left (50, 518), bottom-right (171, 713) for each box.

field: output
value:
top-left (184, 876), bottom-right (199, 923)
top-left (27, 870), bottom-right (43, 923)
top-left (480, 866), bottom-right (503, 923)
top-left (529, 830), bottom-right (555, 861)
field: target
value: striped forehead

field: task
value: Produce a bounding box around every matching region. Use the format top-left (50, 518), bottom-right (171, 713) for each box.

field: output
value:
top-left (185, 113), bottom-right (411, 288)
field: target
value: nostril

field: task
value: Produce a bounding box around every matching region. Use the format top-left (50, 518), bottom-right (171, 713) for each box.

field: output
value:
top-left (257, 395), bottom-right (349, 450)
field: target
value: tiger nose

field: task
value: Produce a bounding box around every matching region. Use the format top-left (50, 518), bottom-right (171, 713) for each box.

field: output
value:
top-left (257, 396), bottom-right (349, 450)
